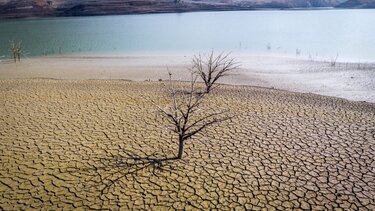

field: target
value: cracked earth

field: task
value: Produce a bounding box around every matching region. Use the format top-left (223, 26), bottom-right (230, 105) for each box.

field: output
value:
top-left (0, 79), bottom-right (374, 210)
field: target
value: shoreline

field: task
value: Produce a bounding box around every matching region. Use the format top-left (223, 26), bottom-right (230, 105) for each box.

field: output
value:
top-left (1, 54), bottom-right (374, 103)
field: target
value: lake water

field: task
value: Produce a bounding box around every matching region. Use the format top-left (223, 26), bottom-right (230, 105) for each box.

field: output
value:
top-left (1, 9), bottom-right (375, 61)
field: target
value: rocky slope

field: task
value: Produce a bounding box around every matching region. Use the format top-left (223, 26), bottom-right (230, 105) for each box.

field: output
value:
top-left (0, 0), bottom-right (341, 19)
top-left (336, 0), bottom-right (375, 8)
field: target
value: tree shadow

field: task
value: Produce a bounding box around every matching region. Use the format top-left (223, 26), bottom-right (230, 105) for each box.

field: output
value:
top-left (62, 150), bottom-right (183, 208)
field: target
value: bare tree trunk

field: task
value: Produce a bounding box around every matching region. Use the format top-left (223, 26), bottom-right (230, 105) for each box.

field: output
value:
top-left (150, 71), bottom-right (232, 160)
top-left (205, 85), bottom-right (211, 94)
top-left (177, 138), bottom-right (184, 159)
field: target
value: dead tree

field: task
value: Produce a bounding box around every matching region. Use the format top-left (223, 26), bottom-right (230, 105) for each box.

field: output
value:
top-left (9, 41), bottom-right (17, 62)
top-left (150, 73), bottom-right (232, 159)
top-left (267, 43), bottom-right (272, 51)
top-left (330, 53), bottom-right (339, 67)
top-left (9, 41), bottom-right (23, 62)
top-left (192, 51), bottom-right (239, 94)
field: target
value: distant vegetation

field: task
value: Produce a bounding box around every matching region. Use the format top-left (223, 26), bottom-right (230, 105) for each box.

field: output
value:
top-left (330, 54), bottom-right (339, 67)
top-left (9, 40), bottom-right (23, 62)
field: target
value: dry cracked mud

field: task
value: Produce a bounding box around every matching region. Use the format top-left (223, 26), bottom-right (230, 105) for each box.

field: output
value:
top-left (0, 79), bottom-right (374, 210)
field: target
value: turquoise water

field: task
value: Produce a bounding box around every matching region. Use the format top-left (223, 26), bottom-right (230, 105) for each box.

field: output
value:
top-left (0, 9), bottom-right (375, 61)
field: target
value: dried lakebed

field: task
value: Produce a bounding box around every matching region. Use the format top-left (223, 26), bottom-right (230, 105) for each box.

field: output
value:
top-left (0, 79), bottom-right (374, 210)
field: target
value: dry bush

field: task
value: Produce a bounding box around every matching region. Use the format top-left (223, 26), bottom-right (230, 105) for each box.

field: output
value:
top-left (192, 51), bottom-right (239, 93)
top-left (9, 40), bottom-right (23, 62)
top-left (330, 53), bottom-right (339, 67)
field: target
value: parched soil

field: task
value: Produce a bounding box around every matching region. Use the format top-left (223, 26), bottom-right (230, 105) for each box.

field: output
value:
top-left (0, 79), bottom-right (374, 210)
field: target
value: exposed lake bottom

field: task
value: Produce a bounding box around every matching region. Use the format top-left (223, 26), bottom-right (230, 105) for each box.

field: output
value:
top-left (0, 54), bottom-right (374, 103)
top-left (0, 79), bottom-right (374, 209)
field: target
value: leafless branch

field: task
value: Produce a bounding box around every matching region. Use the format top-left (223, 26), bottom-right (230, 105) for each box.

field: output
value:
top-left (330, 53), bottom-right (339, 67)
top-left (192, 50), bottom-right (239, 93)
top-left (149, 72), bottom-right (232, 159)
top-left (9, 40), bottom-right (23, 63)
